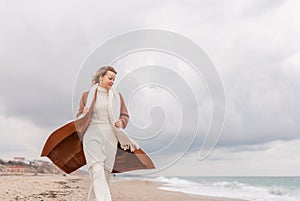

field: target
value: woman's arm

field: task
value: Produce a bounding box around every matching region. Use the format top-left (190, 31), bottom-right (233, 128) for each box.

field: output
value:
top-left (76, 91), bottom-right (89, 118)
top-left (118, 93), bottom-right (129, 129)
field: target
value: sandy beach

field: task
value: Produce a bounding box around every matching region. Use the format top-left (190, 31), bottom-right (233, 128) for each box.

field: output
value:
top-left (0, 173), bottom-right (245, 201)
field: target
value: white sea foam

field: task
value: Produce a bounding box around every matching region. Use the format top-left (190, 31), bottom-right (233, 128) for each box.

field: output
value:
top-left (151, 176), bottom-right (300, 201)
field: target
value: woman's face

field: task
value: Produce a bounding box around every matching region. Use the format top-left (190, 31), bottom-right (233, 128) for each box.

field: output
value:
top-left (99, 70), bottom-right (116, 90)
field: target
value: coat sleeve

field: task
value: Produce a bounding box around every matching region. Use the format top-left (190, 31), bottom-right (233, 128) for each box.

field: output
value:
top-left (119, 93), bottom-right (130, 129)
top-left (76, 91), bottom-right (89, 118)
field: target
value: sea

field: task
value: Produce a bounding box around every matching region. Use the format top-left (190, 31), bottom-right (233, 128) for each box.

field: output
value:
top-left (149, 176), bottom-right (300, 201)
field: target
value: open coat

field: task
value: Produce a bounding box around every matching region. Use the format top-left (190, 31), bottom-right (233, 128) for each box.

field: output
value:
top-left (41, 86), bottom-right (154, 174)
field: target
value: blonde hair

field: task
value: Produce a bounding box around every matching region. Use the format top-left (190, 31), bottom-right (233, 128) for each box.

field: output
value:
top-left (92, 66), bottom-right (117, 85)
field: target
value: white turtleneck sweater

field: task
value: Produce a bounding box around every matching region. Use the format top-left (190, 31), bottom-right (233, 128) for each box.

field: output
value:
top-left (83, 86), bottom-right (118, 172)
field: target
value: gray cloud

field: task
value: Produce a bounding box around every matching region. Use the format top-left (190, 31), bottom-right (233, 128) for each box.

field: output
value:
top-left (0, 0), bottom-right (299, 175)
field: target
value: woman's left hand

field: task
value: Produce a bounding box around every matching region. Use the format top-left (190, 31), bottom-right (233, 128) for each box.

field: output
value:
top-left (115, 120), bottom-right (123, 129)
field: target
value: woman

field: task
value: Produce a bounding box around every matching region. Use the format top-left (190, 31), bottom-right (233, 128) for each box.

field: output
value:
top-left (76, 66), bottom-right (137, 201)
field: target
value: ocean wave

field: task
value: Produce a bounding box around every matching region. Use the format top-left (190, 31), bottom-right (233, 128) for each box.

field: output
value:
top-left (268, 186), bottom-right (288, 196)
top-left (151, 176), bottom-right (300, 201)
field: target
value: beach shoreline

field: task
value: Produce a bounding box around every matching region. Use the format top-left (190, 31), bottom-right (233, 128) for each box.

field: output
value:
top-left (0, 173), bottom-right (247, 201)
top-left (110, 176), bottom-right (247, 201)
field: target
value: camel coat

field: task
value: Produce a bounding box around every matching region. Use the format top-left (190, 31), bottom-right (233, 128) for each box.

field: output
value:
top-left (41, 87), bottom-right (154, 174)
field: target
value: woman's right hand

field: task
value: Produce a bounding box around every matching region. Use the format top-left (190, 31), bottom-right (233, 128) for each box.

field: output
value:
top-left (82, 106), bottom-right (89, 116)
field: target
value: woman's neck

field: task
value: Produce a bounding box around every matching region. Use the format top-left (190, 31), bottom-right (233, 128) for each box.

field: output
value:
top-left (98, 84), bottom-right (109, 91)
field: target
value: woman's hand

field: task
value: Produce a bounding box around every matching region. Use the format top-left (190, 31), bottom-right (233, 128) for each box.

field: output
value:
top-left (115, 120), bottom-right (123, 129)
top-left (82, 106), bottom-right (89, 116)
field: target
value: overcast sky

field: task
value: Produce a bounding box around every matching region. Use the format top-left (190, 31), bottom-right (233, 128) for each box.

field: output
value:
top-left (0, 0), bottom-right (299, 176)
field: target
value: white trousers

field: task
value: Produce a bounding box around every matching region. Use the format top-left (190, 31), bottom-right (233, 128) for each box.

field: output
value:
top-left (87, 162), bottom-right (112, 201)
